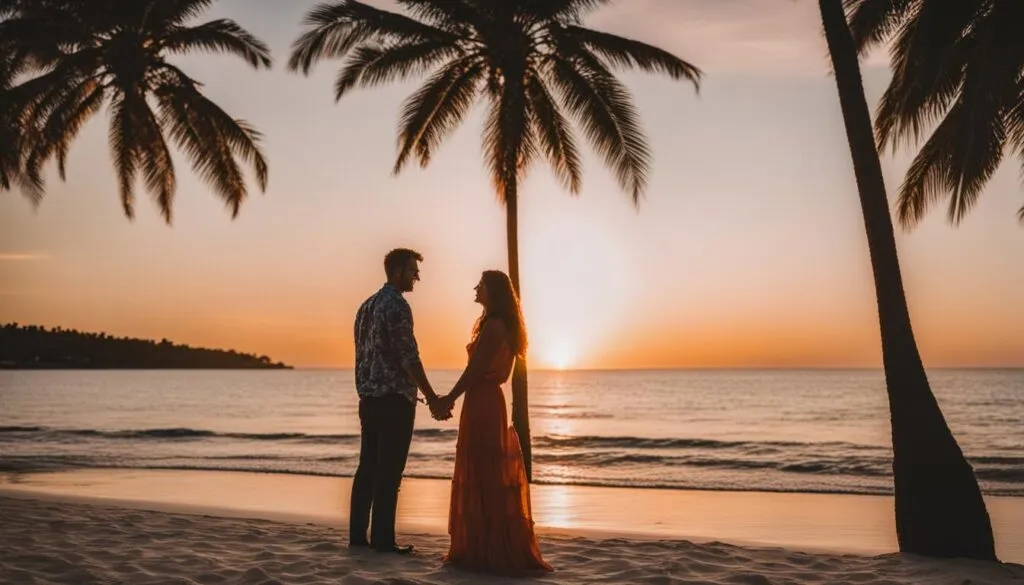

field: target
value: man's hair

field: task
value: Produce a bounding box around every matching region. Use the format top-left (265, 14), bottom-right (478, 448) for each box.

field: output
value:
top-left (384, 248), bottom-right (423, 277)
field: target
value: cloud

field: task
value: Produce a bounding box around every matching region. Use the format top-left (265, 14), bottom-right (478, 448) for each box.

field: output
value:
top-left (0, 252), bottom-right (48, 261)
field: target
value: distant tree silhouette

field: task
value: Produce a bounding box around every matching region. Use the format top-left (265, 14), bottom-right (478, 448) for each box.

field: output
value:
top-left (0, 323), bottom-right (292, 369)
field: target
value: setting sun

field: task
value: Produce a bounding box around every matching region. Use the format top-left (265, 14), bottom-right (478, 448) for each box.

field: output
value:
top-left (541, 340), bottom-right (578, 370)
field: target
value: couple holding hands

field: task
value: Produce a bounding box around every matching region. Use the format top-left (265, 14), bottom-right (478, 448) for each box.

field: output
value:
top-left (349, 248), bottom-right (552, 576)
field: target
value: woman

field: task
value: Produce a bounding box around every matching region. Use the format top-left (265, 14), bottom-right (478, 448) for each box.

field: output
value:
top-left (434, 270), bottom-right (553, 575)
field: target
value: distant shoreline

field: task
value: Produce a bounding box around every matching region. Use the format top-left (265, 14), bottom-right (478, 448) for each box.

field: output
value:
top-left (1, 323), bottom-right (292, 370)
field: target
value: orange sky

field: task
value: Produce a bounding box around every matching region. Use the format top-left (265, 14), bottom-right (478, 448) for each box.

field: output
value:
top-left (1, 0), bottom-right (1022, 369)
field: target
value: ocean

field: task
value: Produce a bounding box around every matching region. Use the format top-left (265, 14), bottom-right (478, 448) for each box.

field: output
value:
top-left (1, 369), bottom-right (1021, 497)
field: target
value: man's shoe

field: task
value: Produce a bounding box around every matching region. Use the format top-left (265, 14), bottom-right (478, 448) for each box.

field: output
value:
top-left (348, 539), bottom-right (370, 548)
top-left (371, 543), bottom-right (414, 555)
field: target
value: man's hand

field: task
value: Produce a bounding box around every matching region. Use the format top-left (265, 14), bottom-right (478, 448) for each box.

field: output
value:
top-left (429, 394), bottom-right (454, 421)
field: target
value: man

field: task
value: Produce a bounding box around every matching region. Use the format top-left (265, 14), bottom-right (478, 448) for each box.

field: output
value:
top-left (350, 248), bottom-right (447, 554)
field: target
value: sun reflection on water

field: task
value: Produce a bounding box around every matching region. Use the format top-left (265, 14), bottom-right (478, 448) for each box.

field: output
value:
top-left (533, 483), bottom-right (574, 529)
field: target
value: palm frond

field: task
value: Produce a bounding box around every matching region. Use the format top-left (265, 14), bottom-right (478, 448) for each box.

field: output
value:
top-left (0, 1), bottom-right (17, 19)
top-left (6, 0), bottom-right (96, 20)
top-left (0, 13), bottom-right (96, 73)
top-left (4, 47), bottom-right (103, 119)
top-left (548, 55), bottom-right (650, 204)
top-left (873, 49), bottom-right (966, 151)
top-left (0, 160), bottom-right (11, 191)
top-left (897, 98), bottom-right (1006, 228)
top-left (1, 44), bottom-right (43, 89)
top-left (482, 86), bottom-right (537, 200)
top-left (411, 62), bottom-right (484, 166)
top-left (143, 0), bottom-right (216, 29)
top-left (0, 45), bottom-right (18, 190)
top-left (1011, 84), bottom-right (1024, 224)
top-left (874, 0), bottom-right (981, 150)
top-left (333, 39), bottom-right (460, 101)
top-left (525, 70), bottom-right (581, 193)
top-left (119, 89), bottom-right (177, 222)
top-left (157, 85), bottom-right (246, 218)
top-left (16, 62), bottom-right (102, 187)
top-left (395, 0), bottom-right (478, 32)
top-left (288, 0), bottom-right (456, 75)
top-left (490, 80), bottom-right (532, 196)
top-left (108, 90), bottom-right (143, 218)
top-left (0, 116), bottom-right (12, 188)
top-left (333, 45), bottom-right (383, 101)
top-left (392, 56), bottom-right (483, 173)
top-left (561, 25), bottom-right (701, 89)
top-left (874, 0), bottom-right (1024, 229)
top-left (155, 68), bottom-right (268, 218)
top-left (166, 74), bottom-right (268, 191)
top-left (52, 84), bottom-right (105, 180)
top-left (160, 19), bottom-right (272, 69)
top-left (844, 0), bottom-right (916, 53)
top-left (22, 77), bottom-right (106, 190)
top-left (520, 0), bottom-right (611, 24)
top-left (0, 112), bottom-right (15, 189)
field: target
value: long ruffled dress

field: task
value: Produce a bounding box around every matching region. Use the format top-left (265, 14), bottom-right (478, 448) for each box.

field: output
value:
top-left (442, 337), bottom-right (553, 575)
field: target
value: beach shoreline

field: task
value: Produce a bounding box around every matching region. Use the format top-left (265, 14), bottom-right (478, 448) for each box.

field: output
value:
top-left (3, 468), bottom-right (1024, 562)
top-left (3, 486), bottom-right (1023, 584)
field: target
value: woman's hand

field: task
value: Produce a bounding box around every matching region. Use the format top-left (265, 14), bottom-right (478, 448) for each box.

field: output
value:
top-left (430, 393), bottom-right (455, 421)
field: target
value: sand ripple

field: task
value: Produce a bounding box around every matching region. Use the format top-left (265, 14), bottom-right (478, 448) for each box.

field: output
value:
top-left (1, 497), bottom-right (1021, 584)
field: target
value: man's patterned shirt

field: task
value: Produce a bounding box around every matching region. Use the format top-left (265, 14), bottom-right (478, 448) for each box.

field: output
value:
top-left (353, 284), bottom-right (421, 403)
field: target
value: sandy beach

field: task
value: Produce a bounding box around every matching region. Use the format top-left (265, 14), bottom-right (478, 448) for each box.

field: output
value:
top-left (2, 470), bottom-right (1023, 584)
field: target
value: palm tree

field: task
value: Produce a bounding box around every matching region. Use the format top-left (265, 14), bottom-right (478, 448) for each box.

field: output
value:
top-left (818, 0), bottom-right (996, 560)
top-left (845, 0), bottom-right (1024, 227)
top-left (288, 0), bottom-right (700, 479)
top-left (0, 0), bottom-right (271, 222)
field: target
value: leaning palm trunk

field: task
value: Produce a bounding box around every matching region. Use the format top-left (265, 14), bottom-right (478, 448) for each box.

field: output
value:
top-left (504, 176), bottom-right (532, 481)
top-left (819, 0), bottom-right (995, 560)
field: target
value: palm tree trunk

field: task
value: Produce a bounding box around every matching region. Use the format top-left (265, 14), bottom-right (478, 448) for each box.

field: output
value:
top-left (505, 176), bottom-right (533, 482)
top-left (818, 0), bottom-right (995, 560)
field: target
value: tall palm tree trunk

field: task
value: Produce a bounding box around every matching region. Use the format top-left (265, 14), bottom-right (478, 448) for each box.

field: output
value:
top-left (505, 176), bottom-right (533, 482)
top-left (818, 0), bottom-right (995, 560)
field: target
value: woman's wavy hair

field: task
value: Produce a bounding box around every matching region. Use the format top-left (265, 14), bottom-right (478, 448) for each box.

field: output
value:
top-left (471, 270), bottom-right (528, 359)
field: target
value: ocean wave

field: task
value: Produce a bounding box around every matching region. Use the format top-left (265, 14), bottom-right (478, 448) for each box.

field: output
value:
top-left (0, 425), bottom-right (456, 443)
top-left (2, 425), bottom-right (1021, 496)
top-left (0, 426), bottom-right (45, 433)
top-left (1, 457), bottom-right (1021, 497)
top-left (533, 434), bottom-right (881, 453)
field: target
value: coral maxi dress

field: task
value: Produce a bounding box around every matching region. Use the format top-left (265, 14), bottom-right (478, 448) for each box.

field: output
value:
top-left (442, 323), bottom-right (553, 575)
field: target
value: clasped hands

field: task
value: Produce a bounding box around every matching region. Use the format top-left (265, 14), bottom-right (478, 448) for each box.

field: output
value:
top-left (426, 393), bottom-right (455, 421)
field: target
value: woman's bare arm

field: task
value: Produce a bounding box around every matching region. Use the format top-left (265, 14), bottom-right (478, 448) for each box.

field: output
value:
top-left (447, 318), bottom-right (506, 402)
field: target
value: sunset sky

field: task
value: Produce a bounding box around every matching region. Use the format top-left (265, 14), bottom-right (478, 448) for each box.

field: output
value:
top-left (1, 0), bottom-right (1022, 370)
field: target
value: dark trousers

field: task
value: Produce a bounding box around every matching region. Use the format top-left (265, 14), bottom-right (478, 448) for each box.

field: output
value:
top-left (349, 393), bottom-right (416, 547)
